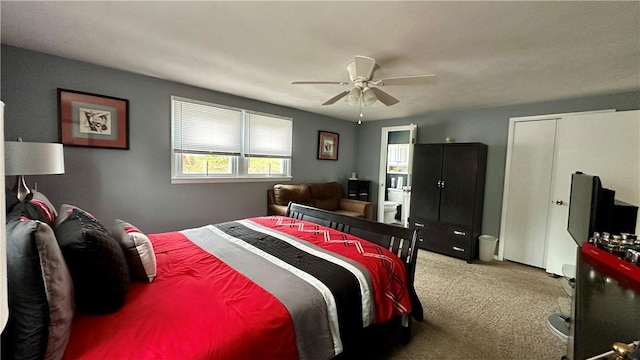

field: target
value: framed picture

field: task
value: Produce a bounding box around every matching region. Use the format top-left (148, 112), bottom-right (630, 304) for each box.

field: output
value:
top-left (58, 88), bottom-right (129, 149)
top-left (317, 130), bottom-right (339, 160)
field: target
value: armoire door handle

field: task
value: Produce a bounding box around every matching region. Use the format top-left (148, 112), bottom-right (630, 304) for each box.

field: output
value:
top-left (453, 230), bottom-right (466, 236)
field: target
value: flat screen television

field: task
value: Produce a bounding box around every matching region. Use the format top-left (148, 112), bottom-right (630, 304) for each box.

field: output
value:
top-left (567, 172), bottom-right (602, 245)
top-left (567, 171), bottom-right (638, 245)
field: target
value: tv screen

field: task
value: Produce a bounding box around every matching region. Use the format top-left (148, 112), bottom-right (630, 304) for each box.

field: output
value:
top-left (567, 172), bottom-right (601, 245)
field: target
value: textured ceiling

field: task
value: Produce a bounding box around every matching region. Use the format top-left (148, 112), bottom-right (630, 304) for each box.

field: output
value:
top-left (1, 1), bottom-right (639, 122)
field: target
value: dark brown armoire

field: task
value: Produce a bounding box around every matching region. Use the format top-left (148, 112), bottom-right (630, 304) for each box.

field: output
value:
top-left (409, 143), bottom-right (487, 262)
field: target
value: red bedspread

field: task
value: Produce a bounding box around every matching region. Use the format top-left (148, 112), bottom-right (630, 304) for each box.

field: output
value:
top-left (62, 216), bottom-right (411, 360)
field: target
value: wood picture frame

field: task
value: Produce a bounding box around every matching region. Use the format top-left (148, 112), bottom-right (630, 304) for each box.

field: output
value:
top-left (58, 88), bottom-right (129, 149)
top-left (317, 130), bottom-right (339, 160)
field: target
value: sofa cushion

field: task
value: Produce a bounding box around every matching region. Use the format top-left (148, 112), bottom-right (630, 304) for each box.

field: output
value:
top-left (273, 184), bottom-right (312, 206)
top-left (309, 182), bottom-right (341, 211)
top-left (334, 209), bottom-right (364, 218)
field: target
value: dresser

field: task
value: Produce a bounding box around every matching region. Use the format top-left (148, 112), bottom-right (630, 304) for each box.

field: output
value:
top-left (409, 143), bottom-right (487, 262)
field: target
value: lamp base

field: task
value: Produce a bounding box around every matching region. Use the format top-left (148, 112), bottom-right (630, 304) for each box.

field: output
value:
top-left (12, 175), bottom-right (31, 202)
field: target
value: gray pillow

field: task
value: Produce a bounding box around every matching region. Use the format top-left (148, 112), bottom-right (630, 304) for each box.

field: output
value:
top-left (2, 207), bottom-right (75, 360)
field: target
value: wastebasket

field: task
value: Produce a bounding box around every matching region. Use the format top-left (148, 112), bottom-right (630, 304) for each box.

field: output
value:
top-left (478, 235), bottom-right (498, 262)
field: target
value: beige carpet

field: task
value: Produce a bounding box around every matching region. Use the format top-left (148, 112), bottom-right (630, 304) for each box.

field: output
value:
top-left (384, 250), bottom-right (567, 360)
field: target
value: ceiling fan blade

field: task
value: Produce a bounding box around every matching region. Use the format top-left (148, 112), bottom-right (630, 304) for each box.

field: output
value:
top-left (291, 81), bottom-right (349, 85)
top-left (354, 56), bottom-right (377, 80)
top-left (322, 90), bottom-right (350, 105)
top-left (376, 74), bottom-right (438, 86)
top-left (370, 87), bottom-right (399, 106)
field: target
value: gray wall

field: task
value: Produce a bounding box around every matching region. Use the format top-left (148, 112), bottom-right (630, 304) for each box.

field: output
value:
top-left (3, 45), bottom-right (639, 238)
top-left (356, 90), bottom-right (640, 237)
top-left (1, 45), bottom-right (358, 232)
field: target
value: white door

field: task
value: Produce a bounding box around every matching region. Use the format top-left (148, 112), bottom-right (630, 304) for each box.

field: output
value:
top-left (503, 119), bottom-right (557, 267)
top-left (378, 125), bottom-right (417, 224)
top-left (544, 111), bottom-right (640, 275)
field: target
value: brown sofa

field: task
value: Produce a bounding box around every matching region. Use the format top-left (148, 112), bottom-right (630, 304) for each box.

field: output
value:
top-left (267, 182), bottom-right (373, 220)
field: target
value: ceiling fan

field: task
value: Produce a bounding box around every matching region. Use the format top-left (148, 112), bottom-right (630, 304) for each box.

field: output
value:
top-left (291, 55), bottom-right (438, 107)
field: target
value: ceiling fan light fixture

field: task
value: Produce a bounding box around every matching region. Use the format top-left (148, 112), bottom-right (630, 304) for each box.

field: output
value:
top-left (345, 87), bottom-right (361, 105)
top-left (361, 87), bottom-right (377, 106)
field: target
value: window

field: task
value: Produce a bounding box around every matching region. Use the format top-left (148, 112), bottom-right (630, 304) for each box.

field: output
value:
top-left (171, 96), bottom-right (292, 183)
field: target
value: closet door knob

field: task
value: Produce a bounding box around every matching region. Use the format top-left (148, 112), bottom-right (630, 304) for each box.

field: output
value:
top-left (555, 200), bottom-right (564, 205)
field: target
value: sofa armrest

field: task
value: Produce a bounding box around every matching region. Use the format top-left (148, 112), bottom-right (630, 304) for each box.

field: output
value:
top-left (339, 198), bottom-right (374, 220)
top-left (268, 203), bottom-right (288, 216)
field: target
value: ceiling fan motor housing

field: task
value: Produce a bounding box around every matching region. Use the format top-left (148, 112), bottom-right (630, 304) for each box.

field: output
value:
top-left (347, 61), bottom-right (376, 82)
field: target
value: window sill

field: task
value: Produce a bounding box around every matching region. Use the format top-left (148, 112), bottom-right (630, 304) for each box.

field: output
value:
top-left (171, 176), bottom-right (292, 184)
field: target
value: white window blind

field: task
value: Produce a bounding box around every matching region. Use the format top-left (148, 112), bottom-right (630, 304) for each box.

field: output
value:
top-left (171, 96), bottom-right (293, 183)
top-left (173, 98), bottom-right (242, 155)
top-left (245, 112), bottom-right (293, 158)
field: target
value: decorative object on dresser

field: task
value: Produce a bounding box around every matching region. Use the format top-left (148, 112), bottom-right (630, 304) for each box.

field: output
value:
top-left (347, 179), bottom-right (370, 202)
top-left (317, 130), bottom-right (339, 160)
top-left (267, 182), bottom-right (373, 220)
top-left (58, 88), bottom-right (129, 150)
top-left (4, 138), bottom-right (65, 201)
top-left (409, 142), bottom-right (488, 262)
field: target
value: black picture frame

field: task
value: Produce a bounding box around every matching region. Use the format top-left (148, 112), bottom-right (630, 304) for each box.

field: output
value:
top-left (58, 88), bottom-right (130, 149)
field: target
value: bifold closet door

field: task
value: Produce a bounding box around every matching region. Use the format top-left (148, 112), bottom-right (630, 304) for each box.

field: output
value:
top-left (503, 119), bottom-right (556, 268)
top-left (544, 111), bottom-right (640, 275)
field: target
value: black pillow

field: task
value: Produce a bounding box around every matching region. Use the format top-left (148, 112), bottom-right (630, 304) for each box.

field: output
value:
top-left (55, 208), bottom-right (130, 314)
top-left (5, 187), bottom-right (19, 214)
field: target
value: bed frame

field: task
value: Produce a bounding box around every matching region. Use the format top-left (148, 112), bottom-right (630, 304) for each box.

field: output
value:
top-left (286, 203), bottom-right (423, 355)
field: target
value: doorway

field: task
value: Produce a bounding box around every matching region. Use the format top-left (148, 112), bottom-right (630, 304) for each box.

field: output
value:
top-left (377, 124), bottom-right (417, 226)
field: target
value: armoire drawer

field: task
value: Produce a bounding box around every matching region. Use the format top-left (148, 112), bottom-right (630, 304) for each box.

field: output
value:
top-left (410, 218), bottom-right (472, 260)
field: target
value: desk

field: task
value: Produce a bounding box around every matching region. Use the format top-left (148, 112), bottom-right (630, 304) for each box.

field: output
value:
top-left (568, 249), bottom-right (640, 359)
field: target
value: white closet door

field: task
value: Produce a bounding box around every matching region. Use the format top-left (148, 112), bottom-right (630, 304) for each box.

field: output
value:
top-left (544, 111), bottom-right (640, 275)
top-left (503, 120), bottom-right (556, 267)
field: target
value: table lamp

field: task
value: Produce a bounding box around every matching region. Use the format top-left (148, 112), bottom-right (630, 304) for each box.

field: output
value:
top-left (4, 138), bottom-right (65, 201)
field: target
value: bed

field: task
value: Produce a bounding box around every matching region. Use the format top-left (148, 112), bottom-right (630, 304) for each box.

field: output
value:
top-left (4, 200), bottom-right (422, 360)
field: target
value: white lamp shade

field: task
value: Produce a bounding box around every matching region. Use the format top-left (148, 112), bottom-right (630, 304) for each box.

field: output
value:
top-left (4, 141), bottom-right (65, 176)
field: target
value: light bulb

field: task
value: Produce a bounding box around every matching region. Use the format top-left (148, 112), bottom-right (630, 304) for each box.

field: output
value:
top-left (358, 119), bottom-right (362, 125)
top-left (361, 87), bottom-right (377, 106)
top-left (345, 87), bottom-right (361, 105)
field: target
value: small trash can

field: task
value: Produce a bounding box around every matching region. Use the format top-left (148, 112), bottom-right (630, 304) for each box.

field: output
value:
top-left (478, 235), bottom-right (498, 262)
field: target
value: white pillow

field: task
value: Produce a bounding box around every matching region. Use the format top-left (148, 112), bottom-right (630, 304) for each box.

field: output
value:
top-left (112, 219), bottom-right (157, 283)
